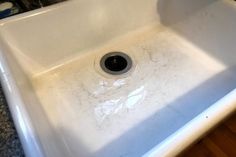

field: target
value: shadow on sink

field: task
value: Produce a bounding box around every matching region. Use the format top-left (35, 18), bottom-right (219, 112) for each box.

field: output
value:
top-left (158, 0), bottom-right (236, 67)
top-left (92, 66), bottom-right (236, 157)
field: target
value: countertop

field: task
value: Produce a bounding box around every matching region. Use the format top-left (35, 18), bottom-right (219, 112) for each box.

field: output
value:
top-left (0, 84), bottom-right (25, 157)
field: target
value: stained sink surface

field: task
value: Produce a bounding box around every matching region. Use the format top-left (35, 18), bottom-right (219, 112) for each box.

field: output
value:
top-left (0, 0), bottom-right (236, 157)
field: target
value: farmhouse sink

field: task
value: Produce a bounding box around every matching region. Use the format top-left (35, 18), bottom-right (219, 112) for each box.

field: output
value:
top-left (0, 0), bottom-right (236, 157)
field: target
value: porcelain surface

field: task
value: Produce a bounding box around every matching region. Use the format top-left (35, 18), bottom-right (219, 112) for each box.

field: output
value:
top-left (0, 0), bottom-right (236, 157)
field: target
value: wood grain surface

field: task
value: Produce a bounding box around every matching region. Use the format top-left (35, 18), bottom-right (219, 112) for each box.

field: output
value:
top-left (178, 112), bottom-right (236, 157)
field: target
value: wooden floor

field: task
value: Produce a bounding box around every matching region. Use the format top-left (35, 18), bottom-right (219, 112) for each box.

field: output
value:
top-left (178, 112), bottom-right (236, 157)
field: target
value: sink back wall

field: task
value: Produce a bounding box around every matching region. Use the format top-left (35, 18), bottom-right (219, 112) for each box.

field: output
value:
top-left (0, 0), bottom-right (159, 75)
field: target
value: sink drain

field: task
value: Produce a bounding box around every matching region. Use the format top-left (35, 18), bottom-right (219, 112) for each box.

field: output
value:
top-left (100, 52), bottom-right (133, 75)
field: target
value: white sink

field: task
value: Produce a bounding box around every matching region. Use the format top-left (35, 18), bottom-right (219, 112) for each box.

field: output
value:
top-left (0, 0), bottom-right (236, 157)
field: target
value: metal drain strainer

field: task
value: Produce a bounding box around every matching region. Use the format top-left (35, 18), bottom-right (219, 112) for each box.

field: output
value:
top-left (100, 52), bottom-right (133, 75)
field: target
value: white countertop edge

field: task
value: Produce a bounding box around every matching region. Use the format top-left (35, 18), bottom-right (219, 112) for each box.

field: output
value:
top-left (143, 89), bottom-right (236, 157)
top-left (0, 50), bottom-right (44, 157)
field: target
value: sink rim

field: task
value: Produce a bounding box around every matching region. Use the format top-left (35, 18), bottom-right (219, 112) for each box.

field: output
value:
top-left (143, 89), bottom-right (236, 157)
top-left (0, 51), bottom-right (45, 157)
top-left (0, 0), bottom-right (69, 26)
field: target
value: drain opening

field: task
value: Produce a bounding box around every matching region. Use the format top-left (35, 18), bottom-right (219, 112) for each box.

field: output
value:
top-left (100, 52), bottom-right (133, 75)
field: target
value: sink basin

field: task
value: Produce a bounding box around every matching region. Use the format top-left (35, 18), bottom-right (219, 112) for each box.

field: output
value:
top-left (0, 0), bottom-right (236, 157)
